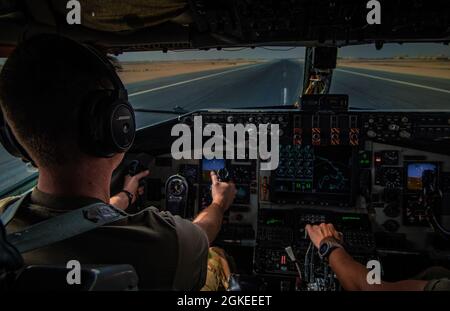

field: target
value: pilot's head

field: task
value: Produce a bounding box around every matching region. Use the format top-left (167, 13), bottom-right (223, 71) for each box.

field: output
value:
top-left (0, 34), bottom-right (125, 171)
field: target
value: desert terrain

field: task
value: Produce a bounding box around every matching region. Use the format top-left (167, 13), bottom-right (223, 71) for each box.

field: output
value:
top-left (117, 58), bottom-right (449, 84)
top-left (117, 60), bottom-right (261, 84)
top-left (338, 59), bottom-right (450, 80)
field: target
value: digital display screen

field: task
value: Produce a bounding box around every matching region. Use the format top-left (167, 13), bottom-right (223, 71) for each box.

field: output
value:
top-left (313, 146), bottom-right (352, 194)
top-left (407, 162), bottom-right (438, 191)
top-left (202, 159), bottom-right (225, 182)
top-left (273, 145), bottom-right (353, 204)
top-left (202, 158), bottom-right (225, 171)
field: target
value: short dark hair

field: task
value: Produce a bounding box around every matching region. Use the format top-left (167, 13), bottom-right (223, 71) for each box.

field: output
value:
top-left (0, 34), bottom-right (112, 167)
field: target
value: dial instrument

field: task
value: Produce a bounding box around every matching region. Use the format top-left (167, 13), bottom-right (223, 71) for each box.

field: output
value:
top-left (381, 150), bottom-right (400, 166)
top-left (382, 167), bottom-right (402, 189)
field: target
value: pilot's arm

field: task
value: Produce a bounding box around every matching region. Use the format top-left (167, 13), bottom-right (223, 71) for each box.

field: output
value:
top-left (193, 171), bottom-right (237, 244)
top-left (305, 223), bottom-right (428, 291)
top-left (168, 171), bottom-right (235, 290)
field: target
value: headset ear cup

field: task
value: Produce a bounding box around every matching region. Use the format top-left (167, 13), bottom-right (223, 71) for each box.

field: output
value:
top-left (108, 101), bottom-right (135, 153)
top-left (0, 112), bottom-right (33, 163)
top-left (79, 91), bottom-right (135, 157)
top-left (79, 90), bottom-right (112, 157)
top-left (76, 43), bottom-right (135, 158)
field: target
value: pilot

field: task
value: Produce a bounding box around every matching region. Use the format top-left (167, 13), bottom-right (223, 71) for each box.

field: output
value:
top-left (305, 223), bottom-right (450, 291)
top-left (0, 34), bottom-right (236, 290)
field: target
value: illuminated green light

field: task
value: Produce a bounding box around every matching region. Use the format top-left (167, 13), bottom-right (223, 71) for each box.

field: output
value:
top-left (267, 219), bottom-right (282, 225)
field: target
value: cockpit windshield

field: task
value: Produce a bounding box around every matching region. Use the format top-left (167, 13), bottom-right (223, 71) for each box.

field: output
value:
top-left (113, 43), bottom-right (450, 129)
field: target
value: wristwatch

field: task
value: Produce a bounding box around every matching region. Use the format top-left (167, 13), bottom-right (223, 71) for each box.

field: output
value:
top-left (318, 237), bottom-right (343, 260)
top-left (120, 189), bottom-right (134, 208)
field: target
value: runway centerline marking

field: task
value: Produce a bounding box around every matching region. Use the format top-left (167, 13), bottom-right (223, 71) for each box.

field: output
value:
top-left (336, 68), bottom-right (450, 94)
top-left (129, 64), bottom-right (261, 97)
top-left (283, 87), bottom-right (288, 105)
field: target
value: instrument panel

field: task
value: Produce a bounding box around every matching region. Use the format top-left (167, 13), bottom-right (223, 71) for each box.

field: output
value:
top-left (131, 108), bottom-right (450, 290)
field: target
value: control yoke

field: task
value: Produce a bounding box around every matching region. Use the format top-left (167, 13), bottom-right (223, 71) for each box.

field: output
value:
top-left (422, 170), bottom-right (450, 239)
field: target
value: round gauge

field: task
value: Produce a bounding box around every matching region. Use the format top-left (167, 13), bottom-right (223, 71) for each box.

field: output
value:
top-left (168, 179), bottom-right (185, 196)
top-left (382, 150), bottom-right (399, 165)
top-left (383, 168), bottom-right (402, 189)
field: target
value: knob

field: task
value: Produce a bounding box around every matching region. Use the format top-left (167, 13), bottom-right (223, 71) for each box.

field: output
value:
top-left (227, 115), bottom-right (234, 123)
top-left (382, 220), bottom-right (400, 233)
top-left (401, 116), bottom-right (409, 123)
top-left (367, 130), bottom-right (377, 138)
top-left (217, 168), bottom-right (230, 182)
top-left (388, 124), bottom-right (400, 131)
top-left (399, 130), bottom-right (411, 139)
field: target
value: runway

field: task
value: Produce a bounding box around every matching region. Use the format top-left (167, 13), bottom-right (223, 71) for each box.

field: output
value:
top-left (129, 59), bottom-right (450, 127)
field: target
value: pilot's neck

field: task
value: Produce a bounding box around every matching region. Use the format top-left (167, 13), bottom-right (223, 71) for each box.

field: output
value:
top-left (37, 161), bottom-right (112, 204)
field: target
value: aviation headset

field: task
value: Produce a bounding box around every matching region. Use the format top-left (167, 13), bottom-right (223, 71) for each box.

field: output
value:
top-left (0, 36), bottom-right (136, 163)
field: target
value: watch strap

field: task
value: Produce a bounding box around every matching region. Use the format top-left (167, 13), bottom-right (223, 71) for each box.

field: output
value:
top-left (120, 190), bottom-right (134, 207)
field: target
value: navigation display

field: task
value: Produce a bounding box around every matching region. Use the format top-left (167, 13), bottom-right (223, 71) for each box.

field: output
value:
top-left (275, 145), bottom-right (352, 195)
top-left (272, 145), bottom-right (354, 204)
top-left (407, 162), bottom-right (438, 191)
top-left (313, 147), bottom-right (352, 194)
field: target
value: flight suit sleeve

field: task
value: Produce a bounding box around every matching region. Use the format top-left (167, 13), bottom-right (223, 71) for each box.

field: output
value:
top-left (171, 215), bottom-right (209, 290)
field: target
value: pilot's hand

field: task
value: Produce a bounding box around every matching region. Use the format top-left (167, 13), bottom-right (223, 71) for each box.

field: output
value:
top-left (123, 170), bottom-right (150, 203)
top-left (305, 223), bottom-right (343, 249)
top-left (110, 170), bottom-right (149, 210)
top-left (210, 171), bottom-right (237, 212)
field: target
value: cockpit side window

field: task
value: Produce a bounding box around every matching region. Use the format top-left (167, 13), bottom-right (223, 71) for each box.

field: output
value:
top-left (0, 58), bottom-right (37, 197)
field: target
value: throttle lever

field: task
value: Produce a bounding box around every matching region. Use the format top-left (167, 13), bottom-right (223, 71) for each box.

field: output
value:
top-left (127, 160), bottom-right (147, 208)
top-left (128, 160), bottom-right (140, 176)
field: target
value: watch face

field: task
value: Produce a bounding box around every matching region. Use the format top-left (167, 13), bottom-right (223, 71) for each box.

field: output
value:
top-left (319, 242), bottom-right (329, 256)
